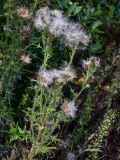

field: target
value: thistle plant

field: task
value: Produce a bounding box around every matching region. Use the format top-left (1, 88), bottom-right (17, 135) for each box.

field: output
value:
top-left (1, 1), bottom-right (119, 160)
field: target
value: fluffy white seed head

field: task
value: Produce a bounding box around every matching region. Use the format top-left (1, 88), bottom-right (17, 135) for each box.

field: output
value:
top-left (34, 7), bottom-right (89, 47)
top-left (16, 7), bottom-right (29, 18)
top-left (82, 56), bottom-right (100, 71)
top-left (49, 66), bottom-right (76, 83)
top-left (61, 99), bottom-right (77, 118)
top-left (49, 16), bottom-right (69, 37)
top-left (50, 69), bottom-right (62, 79)
top-left (65, 23), bottom-right (89, 47)
top-left (60, 66), bottom-right (76, 81)
top-left (37, 66), bottom-right (76, 87)
top-left (20, 55), bottom-right (31, 64)
top-left (34, 7), bottom-right (51, 30)
top-left (37, 68), bottom-right (53, 87)
top-left (49, 10), bottom-right (68, 36)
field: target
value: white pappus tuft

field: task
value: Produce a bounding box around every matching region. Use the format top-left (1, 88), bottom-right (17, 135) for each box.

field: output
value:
top-left (20, 55), bottom-right (31, 64)
top-left (61, 99), bottom-right (77, 118)
top-left (60, 66), bottom-right (76, 81)
top-left (16, 7), bottom-right (29, 18)
top-left (37, 66), bottom-right (76, 87)
top-left (51, 66), bottom-right (76, 83)
top-left (82, 56), bottom-right (100, 72)
top-left (49, 16), bottom-right (68, 37)
top-left (34, 7), bottom-right (51, 30)
top-left (37, 68), bottom-right (54, 87)
top-left (50, 69), bottom-right (62, 79)
top-left (34, 7), bottom-right (89, 47)
top-left (64, 23), bottom-right (89, 47)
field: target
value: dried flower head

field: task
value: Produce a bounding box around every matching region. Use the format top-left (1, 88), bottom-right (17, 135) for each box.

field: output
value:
top-left (60, 66), bottom-right (76, 81)
top-left (65, 23), bottom-right (89, 47)
top-left (61, 99), bottom-right (77, 118)
top-left (50, 69), bottom-right (62, 79)
top-left (16, 7), bottom-right (29, 18)
top-left (49, 16), bottom-right (68, 36)
top-left (48, 66), bottom-right (76, 83)
top-left (34, 7), bottom-right (51, 30)
top-left (90, 56), bottom-right (100, 67)
top-left (34, 7), bottom-right (89, 47)
top-left (37, 68), bottom-right (53, 87)
top-left (20, 55), bottom-right (31, 64)
top-left (82, 56), bottom-right (100, 71)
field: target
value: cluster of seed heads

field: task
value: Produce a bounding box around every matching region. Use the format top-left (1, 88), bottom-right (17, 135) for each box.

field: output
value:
top-left (37, 66), bottom-right (76, 87)
top-left (34, 7), bottom-right (89, 47)
top-left (37, 66), bottom-right (77, 118)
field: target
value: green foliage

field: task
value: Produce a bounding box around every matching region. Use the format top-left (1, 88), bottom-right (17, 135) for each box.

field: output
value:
top-left (0, 0), bottom-right (120, 160)
top-left (56, 0), bottom-right (120, 54)
top-left (88, 109), bottom-right (116, 160)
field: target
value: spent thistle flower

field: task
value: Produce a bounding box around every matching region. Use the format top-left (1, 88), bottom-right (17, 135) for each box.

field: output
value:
top-left (34, 7), bottom-right (89, 47)
top-left (60, 66), bottom-right (76, 81)
top-left (37, 68), bottom-right (53, 87)
top-left (20, 55), bottom-right (31, 64)
top-left (50, 69), bottom-right (62, 79)
top-left (16, 7), bottom-right (29, 18)
top-left (82, 56), bottom-right (100, 72)
top-left (64, 23), bottom-right (89, 47)
top-left (34, 7), bottom-right (51, 30)
top-left (61, 99), bottom-right (77, 118)
top-left (49, 66), bottom-right (76, 83)
top-left (49, 16), bottom-right (68, 36)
